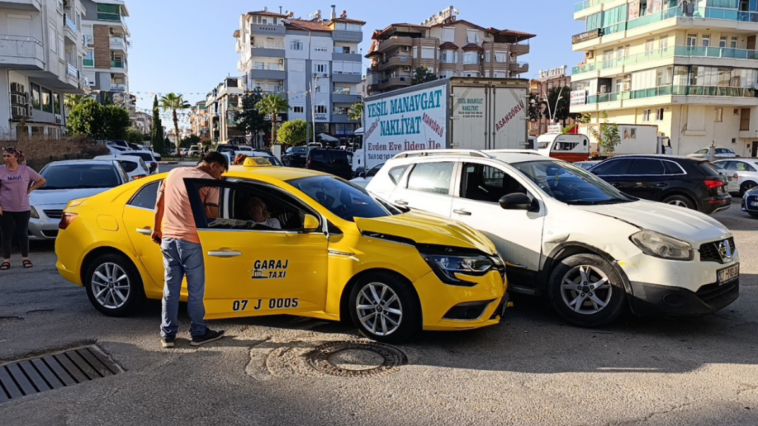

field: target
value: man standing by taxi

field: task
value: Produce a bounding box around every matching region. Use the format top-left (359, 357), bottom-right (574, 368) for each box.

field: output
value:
top-left (152, 152), bottom-right (228, 348)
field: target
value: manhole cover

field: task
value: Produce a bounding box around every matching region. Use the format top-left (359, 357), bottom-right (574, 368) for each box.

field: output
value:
top-left (306, 342), bottom-right (406, 377)
top-left (0, 345), bottom-right (122, 404)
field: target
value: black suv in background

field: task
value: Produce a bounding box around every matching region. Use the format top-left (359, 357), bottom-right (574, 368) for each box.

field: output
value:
top-left (590, 155), bottom-right (731, 215)
top-left (282, 147), bottom-right (308, 167)
top-left (306, 149), bottom-right (353, 180)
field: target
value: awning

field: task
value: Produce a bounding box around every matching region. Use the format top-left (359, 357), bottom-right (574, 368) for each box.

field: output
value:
top-left (318, 133), bottom-right (339, 142)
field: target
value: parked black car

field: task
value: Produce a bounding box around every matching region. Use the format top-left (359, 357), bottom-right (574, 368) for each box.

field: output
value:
top-left (589, 155), bottom-right (731, 215)
top-left (306, 149), bottom-right (353, 180)
top-left (743, 186), bottom-right (758, 218)
top-left (282, 147), bottom-right (308, 167)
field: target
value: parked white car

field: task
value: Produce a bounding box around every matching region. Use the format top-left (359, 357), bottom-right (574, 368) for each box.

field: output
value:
top-left (712, 162), bottom-right (741, 194)
top-left (713, 158), bottom-right (758, 196)
top-left (94, 155), bottom-right (151, 181)
top-left (688, 147), bottom-right (738, 159)
top-left (119, 150), bottom-right (160, 174)
top-left (350, 163), bottom-right (384, 188)
top-left (367, 150), bottom-right (740, 326)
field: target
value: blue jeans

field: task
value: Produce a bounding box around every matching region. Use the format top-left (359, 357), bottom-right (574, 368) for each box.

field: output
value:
top-left (160, 238), bottom-right (207, 338)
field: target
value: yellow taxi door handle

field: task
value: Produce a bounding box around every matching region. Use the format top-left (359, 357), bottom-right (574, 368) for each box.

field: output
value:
top-left (136, 228), bottom-right (152, 235)
top-left (208, 250), bottom-right (242, 258)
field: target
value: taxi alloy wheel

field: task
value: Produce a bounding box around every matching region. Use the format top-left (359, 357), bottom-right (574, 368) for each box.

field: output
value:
top-left (349, 272), bottom-right (420, 343)
top-left (548, 253), bottom-right (626, 327)
top-left (85, 253), bottom-right (145, 317)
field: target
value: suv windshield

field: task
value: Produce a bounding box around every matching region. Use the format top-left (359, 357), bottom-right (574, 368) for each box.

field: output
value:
top-left (288, 175), bottom-right (397, 221)
top-left (40, 163), bottom-right (121, 189)
top-left (513, 160), bottom-right (634, 205)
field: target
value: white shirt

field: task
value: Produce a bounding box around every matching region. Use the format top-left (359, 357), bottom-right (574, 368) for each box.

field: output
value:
top-left (254, 218), bottom-right (281, 229)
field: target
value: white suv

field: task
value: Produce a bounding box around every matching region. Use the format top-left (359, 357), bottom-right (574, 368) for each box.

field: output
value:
top-left (713, 158), bottom-right (758, 196)
top-left (367, 150), bottom-right (740, 326)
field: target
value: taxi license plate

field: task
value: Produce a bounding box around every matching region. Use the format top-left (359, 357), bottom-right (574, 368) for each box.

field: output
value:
top-left (717, 264), bottom-right (739, 286)
top-left (750, 201), bottom-right (758, 207)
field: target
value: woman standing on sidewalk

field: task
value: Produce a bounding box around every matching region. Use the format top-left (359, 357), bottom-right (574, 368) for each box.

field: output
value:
top-left (0, 148), bottom-right (46, 270)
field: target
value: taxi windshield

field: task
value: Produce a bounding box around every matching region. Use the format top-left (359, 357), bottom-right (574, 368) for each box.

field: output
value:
top-left (289, 175), bottom-right (398, 221)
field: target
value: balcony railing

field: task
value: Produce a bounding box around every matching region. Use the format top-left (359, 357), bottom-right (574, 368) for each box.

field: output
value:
top-left (574, 0), bottom-right (615, 13)
top-left (110, 37), bottom-right (125, 48)
top-left (253, 64), bottom-right (284, 71)
top-left (83, 58), bottom-right (94, 67)
top-left (98, 12), bottom-right (122, 22)
top-left (64, 14), bottom-right (77, 33)
top-left (252, 43), bottom-right (285, 50)
top-left (111, 60), bottom-right (125, 68)
top-left (573, 46), bottom-right (758, 75)
top-left (333, 88), bottom-right (355, 95)
top-left (66, 63), bottom-right (78, 78)
top-left (111, 83), bottom-right (127, 92)
top-left (584, 85), bottom-right (755, 104)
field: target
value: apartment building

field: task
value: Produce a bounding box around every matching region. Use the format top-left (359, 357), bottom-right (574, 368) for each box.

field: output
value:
top-left (79, 0), bottom-right (129, 108)
top-left (0, 0), bottom-right (88, 138)
top-left (130, 110), bottom-right (151, 134)
top-left (530, 66), bottom-right (576, 137)
top-left (189, 101), bottom-right (209, 139)
top-left (365, 7), bottom-right (534, 96)
top-left (205, 77), bottom-right (245, 144)
top-left (234, 6), bottom-right (364, 140)
top-left (571, 0), bottom-right (758, 157)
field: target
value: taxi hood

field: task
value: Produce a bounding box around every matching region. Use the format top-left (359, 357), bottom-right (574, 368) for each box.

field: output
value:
top-left (575, 200), bottom-right (731, 243)
top-left (354, 212), bottom-right (497, 255)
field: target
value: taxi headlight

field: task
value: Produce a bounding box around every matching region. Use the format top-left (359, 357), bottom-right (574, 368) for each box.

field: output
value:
top-left (30, 206), bottom-right (40, 219)
top-left (631, 230), bottom-right (692, 261)
top-left (421, 253), bottom-right (493, 287)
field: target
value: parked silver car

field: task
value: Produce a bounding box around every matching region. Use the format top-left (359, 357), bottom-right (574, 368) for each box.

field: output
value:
top-left (29, 160), bottom-right (129, 240)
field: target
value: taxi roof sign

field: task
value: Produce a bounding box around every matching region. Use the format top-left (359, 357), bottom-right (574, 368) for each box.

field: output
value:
top-left (243, 157), bottom-right (273, 167)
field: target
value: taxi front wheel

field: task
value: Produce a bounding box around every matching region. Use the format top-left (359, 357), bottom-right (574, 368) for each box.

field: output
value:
top-left (85, 253), bottom-right (146, 317)
top-left (349, 272), bottom-right (421, 343)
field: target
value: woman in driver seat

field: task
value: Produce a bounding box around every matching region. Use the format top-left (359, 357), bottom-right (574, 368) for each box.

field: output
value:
top-left (247, 197), bottom-right (282, 229)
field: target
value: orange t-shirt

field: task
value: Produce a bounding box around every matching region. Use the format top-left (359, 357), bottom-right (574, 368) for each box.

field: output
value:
top-left (159, 167), bottom-right (218, 244)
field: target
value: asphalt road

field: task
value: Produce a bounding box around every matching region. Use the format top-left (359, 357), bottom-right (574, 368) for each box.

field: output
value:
top-left (0, 201), bottom-right (757, 425)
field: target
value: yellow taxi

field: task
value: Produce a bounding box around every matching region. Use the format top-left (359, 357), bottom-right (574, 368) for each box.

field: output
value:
top-left (55, 158), bottom-right (508, 342)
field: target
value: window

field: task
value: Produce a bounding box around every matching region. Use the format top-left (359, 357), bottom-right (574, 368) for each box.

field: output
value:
top-left (741, 108), bottom-right (750, 131)
top-left (617, 46), bottom-right (625, 61)
top-left (702, 35), bottom-right (710, 48)
top-left (716, 107), bottom-right (723, 122)
top-left (54, 93), bottom-right (60, 114)
top-left (729, 161), bottom-right (757, 172)
top-left (664, 161), bottom-right (685, 175)
top-left (421, 47), bottom-right (435, 59)
top-left (49, 24), bottom-right (56, 54)
top-left (314, 44), bottom-right (327, 52)
top-left (460, 164), bottom-right (525, 203)
top-left (656, 108), bottom-right (664, 121)
top-left (315, 105), bottom-right (327, 114)
top-left (494, 51), bottom-right (507, 63)
top-left (467, 29), bottom-right (479, 44)
top-left (314, 63), bottom-right (328, 73)
top-left (442, 27), bottom-right (455, 43)
top-left (646, 39), bottom-right (654, 54)
top-left (128, 181), bottom-right (160, 210)
top-left (643, 109), bottom-right (652, 122)
top-left (388, 166), bottom-right (409, 185)
top-left (407, 162), bottom-right (454, 195)
top-left (290, 40), bottom-right (303, 50)
top-left (687, 34), bottom-right (697, 48)
top-left (625, 45), bottom-right (630, 58)
top-left (97, 4), bottom-right (121, 21)
top-left (629, 159), bottom-right (665, 175)
top-left (84, 50), bottom-right (94, 67)
top-left (462, 52), bottom-right (479, 64)
top-left (42, 89), bottom-right (52, 113)
top-left (292, 106), bottom-right (304, 113)
top-left (592, 159), bottom-right (630, 176)
top-left (660, 36), bottom-right (669, 51)
top-left (720, 36), bottom-right (727, 48)
top-left (440, 50), bottom-right (458, 64)
top-left (486, 51), bottom-right (491, 63)
top-left (731, 37), bottom-right (738, 49)
top-left (31, 83), bottom-right (40, 110)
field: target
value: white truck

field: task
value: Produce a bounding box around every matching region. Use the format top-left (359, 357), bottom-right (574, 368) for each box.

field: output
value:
top-left (534, 124), bottom-right (672, 162)
top-left (353, 77), bottom-right (530, 173)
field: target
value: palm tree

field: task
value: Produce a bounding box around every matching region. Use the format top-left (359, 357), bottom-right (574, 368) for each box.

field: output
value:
top-left (159, 93), bottom-right (190, 148)
top-left (65, 94), bottom-right (92, 110)
top-left (256, 94), bottom-right (290, 145)
top-left (348, 103), bottom-right (363, 122)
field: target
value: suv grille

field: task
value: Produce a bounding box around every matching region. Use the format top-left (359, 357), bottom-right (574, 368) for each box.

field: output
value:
top-left (699, 238), bottom-right (736, 263)
top-left (44, 210), bottom-right (63, 219)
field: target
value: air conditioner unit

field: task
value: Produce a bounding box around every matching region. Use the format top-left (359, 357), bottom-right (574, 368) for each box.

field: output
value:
top-left (403, 66), bottom-right (411, 72)
top-left (11, 94), bottom-right (25, 105)
top-left (10, 82), bottom-right (24, 93)
top-left (401, 46), bottom-right (410, 52)
top-left (11, 106), bottom-right (26, 117)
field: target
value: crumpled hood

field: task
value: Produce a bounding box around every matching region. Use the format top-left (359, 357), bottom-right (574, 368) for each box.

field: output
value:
top-left (31, 188), bottom-right (110, 207)
top-left (354, 211), bottom-right (497, 254)
top-left (574, 200), bottom-right (731, 243)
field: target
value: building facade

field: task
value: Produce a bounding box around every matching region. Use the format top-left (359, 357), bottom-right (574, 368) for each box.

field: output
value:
top-left (365, 7), bottom-right (534, 96)
top-left (234, 6), bottom-right (364, 140)
top-left (189, 101), bottom-right (209, 140)
top-left (530, 66), bottom-right (575, 137)
top-left (80, 0), bottom-right (130, 109)
top-left (0, 0), bottom-right (88, 138)
top-left (570, 0), bottom-right (758, 157)
top-left (205, 77), bottom-right (245, 144)
top-left (130, 111), bottom-right (151, 134)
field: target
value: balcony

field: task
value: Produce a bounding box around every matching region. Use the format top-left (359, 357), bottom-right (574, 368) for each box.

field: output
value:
top-left (251, 45), bottom-right (285, 58)
top-left (510, 43), bottom-right (530, 55)
top-left (0, 0), bottom-right (40, 10)
top-left (378, 56), bottom-right (411, 71)
top-left (66, 62), bottom-right (78, 82)
top-left (0, 35), bottom-right (44, 69)
top-left (579, 85), bottom-right (757, 109)
top-left (250, 64), bottom-right (285, 80)
top-left (332, 30), bottom-right (362, 43)
top-left (333, 51), bottom-right (362, 62)
top-left (111, 60), bottom-right (126, 71)
top-left (332, 89), bottom-right (361, 104)
top-left (510, 62), bottom-right (529, 74)
top-left (111, 83), bottom-right (127, 92)
top-left (332, 71), bottom-right (362, 84)
top-left (250, 24), bottom-right (286, 37)
top-left (377, 36), bottom-right (413, 52)
top-left (110, 37), bottom-right (126, 50)
top-left (574, 0), bottom-right (615, 13)
top-left (379, 76), bottom-right (410, 90)
top-left (97, 12), bottom-right (123, 22)
top-left (63, 14), bottom-right (77, 41)
top-left (83, 58), bottom-right (94, 67)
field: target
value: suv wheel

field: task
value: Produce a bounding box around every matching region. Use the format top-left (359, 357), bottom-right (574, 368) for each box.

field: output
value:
top-left (349, 272), bottom-right (420, 343)
top-left (663, 194), bottom-right (695, 209)
top-left (740, 181), bottom-right (757, 197)
top-left (84, 253), bottom-right (145, 317)
top-left (548, 253), bottom-right (626, 327)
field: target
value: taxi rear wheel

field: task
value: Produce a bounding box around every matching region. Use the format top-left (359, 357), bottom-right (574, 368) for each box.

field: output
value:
top-left (349, 272), bottom-right (420, 343)
top-left (548, 253), bottom-right (626, 327)
top-left (85, 253), bottom-right (145, 317)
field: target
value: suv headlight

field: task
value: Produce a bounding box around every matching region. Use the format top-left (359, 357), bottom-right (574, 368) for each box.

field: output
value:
top-left (422, 253), bottom-right (494, 287)
top-left (30, 206), bottom-right (40, 219)
top-left (631, 230), bottom-right (692, 260)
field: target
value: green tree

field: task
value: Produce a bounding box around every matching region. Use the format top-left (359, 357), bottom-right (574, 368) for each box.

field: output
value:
top-left (255, 94), bottom-right (290, 146)
top-left (179, 134), bottom-right (201, 149)
top-left (348, 103), bottom-right (363, 122)
top-left (151, 96), bottom-right (164, 154)
top-left (582, 111), bottom-right (621, 155)
top-left (527, 92), bottom-right (544, 122)
top-left (412, 66), bottom-right (438, 85)
top-left (277, 119), bottom-right (308, 146)
top-left (236, 88), bottom-right (267, 147)
top-left (64, 94), bottom-right (92, 110)
top-left (546, 86), bottom-right (579, 127)
top-left (66, 100), bottom-right (130, 139)
top-left (159, 93), bottom-right (190, 153)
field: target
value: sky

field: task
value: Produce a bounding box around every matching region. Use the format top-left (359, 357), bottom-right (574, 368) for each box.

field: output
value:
top-left (127, 0), bottom-right (586, 125)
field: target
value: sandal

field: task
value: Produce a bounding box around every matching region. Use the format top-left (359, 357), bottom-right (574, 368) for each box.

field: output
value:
top-left (0, 262), bottom-right (9, 271)
top-left (22, 260), bottom-right (33, 269)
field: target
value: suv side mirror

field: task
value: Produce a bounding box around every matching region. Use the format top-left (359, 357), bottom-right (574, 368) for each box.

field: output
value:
top-left (499, 193), bottom-right (534, 211)
top-left (303, 214), bottom-right (320, 232)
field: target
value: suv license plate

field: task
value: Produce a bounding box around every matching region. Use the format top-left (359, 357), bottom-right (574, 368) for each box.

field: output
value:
top-left (750, 201), bottom-right (758, 207)
top-left (717, 264), bottom-right (739, 286)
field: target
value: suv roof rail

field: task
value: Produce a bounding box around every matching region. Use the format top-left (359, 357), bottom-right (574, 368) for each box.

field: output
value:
top-left (392, 149), bottom-right (492, 159)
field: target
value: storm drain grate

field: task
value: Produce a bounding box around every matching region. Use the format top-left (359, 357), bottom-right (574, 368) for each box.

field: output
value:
top-left (0, 346), bottom-right (122, 403)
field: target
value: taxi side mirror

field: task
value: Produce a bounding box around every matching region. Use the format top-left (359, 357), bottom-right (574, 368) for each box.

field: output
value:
top-left (303, 214), bottom-right (320, 232)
